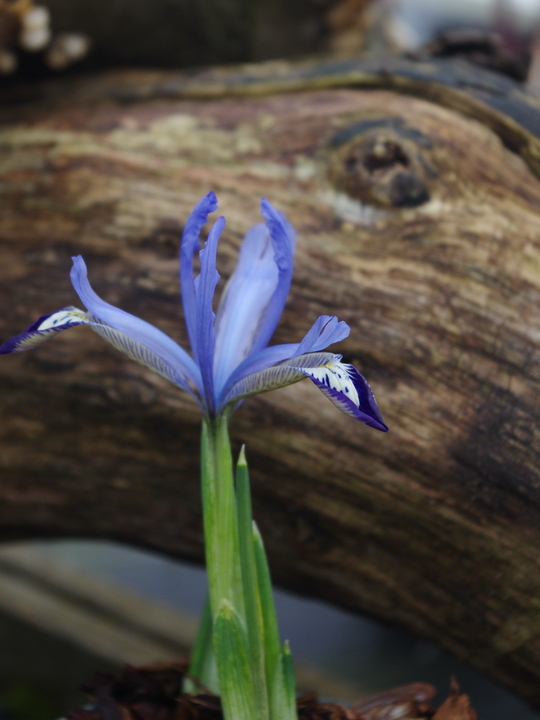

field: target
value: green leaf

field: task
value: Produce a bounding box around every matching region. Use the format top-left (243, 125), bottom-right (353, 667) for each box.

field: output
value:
top-left (281, 641), bottom-right (297, 715)
top-left (270, 643), bottom-right (298, 720)
top-left (185, 595), bottom-right (219, 694)
top-left (214, 600), bottom-right (256, 720)
top-left (253, 521), bottom-right (281, 696)
top-left (236, 446), bottom-right (269, 720)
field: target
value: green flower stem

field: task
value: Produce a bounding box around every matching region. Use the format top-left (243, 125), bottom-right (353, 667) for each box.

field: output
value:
top-left (201, 414), bottom-right (244, 619)
top-left (201, 414), bottom-right (254, 720)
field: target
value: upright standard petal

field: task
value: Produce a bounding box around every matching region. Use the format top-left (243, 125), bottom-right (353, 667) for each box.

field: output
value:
top-left (242, 199), bottom-right (295, 356)
top-left (0, 307), bottom-right (90, 354)
top-left (180, 191), bottom-right (218, 360)
top-left (70, 255), bottom-right (202, 395)
top-left (193, 215), bottom-right (225, 412)
top-left (213, 223), bottom-right (279, 393)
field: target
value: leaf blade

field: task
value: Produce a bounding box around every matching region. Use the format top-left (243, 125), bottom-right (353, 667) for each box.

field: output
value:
top-left (236, 447), bottom-right (269, 720)
top-left (214, 600), bottom-right (256, 720)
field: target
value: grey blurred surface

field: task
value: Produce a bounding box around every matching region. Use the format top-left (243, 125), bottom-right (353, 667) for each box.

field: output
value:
top-left (2, 539), bottom-right (536, 720)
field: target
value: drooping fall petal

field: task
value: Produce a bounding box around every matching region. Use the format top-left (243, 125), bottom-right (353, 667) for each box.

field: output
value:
top-left (295, 361), bottom-right (388, 431)
top-left (220, 352), bottom-right (338, 407)
top-left (219, 314), bottom-right (350, 407)
top-left (71, 255), bottom-right (202, 395)
top-left (0, 307), bottom-right (90, 354)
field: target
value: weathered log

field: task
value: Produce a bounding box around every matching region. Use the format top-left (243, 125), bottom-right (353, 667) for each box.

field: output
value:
top-left (0, 57), bottom-right (539, 707)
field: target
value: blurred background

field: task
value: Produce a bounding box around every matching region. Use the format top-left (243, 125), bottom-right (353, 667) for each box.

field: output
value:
top-left (0, 539), bottom-right (538, 720)
top-left (1, 0), bottom-right (540, 84)
top-left (1, 1), bottom-right (540, 719)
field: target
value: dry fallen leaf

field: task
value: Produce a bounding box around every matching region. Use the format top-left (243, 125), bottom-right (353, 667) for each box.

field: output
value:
top-left (432, 678), bottom-right (479, 720)
top-left (352, 682), bottom-right (436, 719)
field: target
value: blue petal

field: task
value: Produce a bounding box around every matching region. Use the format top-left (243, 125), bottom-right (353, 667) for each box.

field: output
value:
top-left (296, 361), bottom-right (388, 431)
top-left (218, 314), bottom-right (350, 405)
top-left (220, 352), bottom-right (338, 407)
top-left (87, 315), bottom-right (200, 397)
top-left (180, 192), bottom-right (218, 360)
top-left (213, 223), bottom-right (279, 392)
top-left (248, 199), bottom-right (295, 355)
top-left (193, 215), bottom-right (225, 411)
top-left (0, 307), bottom-right (90, 354)
top-left (295, 315), bottom-right (350, 355)
top-left (70, 256), bottom-right (202, 395)
top-left (251, 198), bottom-right (296, 353)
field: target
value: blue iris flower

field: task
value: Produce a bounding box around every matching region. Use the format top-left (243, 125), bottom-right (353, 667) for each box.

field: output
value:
top-left (0, 192), bottom-right (387, 431)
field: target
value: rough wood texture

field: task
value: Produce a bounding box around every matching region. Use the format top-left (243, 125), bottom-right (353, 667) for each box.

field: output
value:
top-left (0, 58), bottom-right (539, 706)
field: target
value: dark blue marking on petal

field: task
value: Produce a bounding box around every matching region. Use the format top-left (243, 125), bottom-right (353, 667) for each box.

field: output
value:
top-left (294, 361), bottom-right (388, 431)
top-left (311, 375), bottom-right (388, 431)
top-left (0, 307), bottom-right (89, 355)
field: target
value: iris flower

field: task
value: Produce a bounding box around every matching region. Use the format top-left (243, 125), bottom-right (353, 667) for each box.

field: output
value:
top-left (0, 192), bottom-right (387, 432)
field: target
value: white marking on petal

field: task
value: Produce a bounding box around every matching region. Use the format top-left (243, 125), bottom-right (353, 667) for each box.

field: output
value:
top-left (218, 352), bottom-right (338, 409)
top-left (37, 309), bottom-right (90, 331)
top-left (0, 306), bottom-right (90, 354)
top-left (301, 362), bottom-right (360, 407)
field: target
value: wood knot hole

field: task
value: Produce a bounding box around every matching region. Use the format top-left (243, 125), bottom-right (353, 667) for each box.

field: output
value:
top-left (328, 118), bottom-right (434, 209)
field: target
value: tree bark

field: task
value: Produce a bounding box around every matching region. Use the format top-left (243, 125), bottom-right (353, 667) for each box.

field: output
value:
top-left (0, 59), bottom-right (539, 707)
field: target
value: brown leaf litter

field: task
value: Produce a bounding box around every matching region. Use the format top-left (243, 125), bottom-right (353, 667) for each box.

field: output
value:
top-left (64, 662), bottom-right (480, 720)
